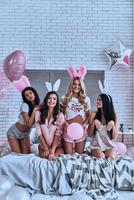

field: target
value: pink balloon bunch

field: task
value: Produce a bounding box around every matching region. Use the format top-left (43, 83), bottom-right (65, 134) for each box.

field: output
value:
top-left (67, 123), bottom-right (84, 140)
top-left (3, 50), bottom-right (26, 82)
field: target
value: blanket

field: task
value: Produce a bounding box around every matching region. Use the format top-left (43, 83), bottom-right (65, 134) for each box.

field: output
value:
top-left (0, 153), bottom-right (134, 200)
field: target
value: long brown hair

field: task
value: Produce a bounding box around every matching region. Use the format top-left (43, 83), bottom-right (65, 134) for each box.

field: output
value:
top-left (39, 91), bottom-right (60, 124)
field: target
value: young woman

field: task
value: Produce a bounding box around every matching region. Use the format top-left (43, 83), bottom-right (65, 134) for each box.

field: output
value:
top-left (61, 66), bottom-right (91, 154)
top-left (35, 91), bottom-right (65, 160)
top-left (7, 87), bottom-right (40, 154)
top-left (88, 93), bottom-right (118, 159)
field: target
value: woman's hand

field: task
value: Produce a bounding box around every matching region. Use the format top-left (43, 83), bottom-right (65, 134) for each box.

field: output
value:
top-left (39, 145), bottom-right (49, 158)
top-left (16, 122), bottom-right (29, 133)
top-left (41, 150), bottom-right (50, 158)
top-left (33, 106), bottom-right (40, 112)
top-left (48, 153), bottom-right (55, 160)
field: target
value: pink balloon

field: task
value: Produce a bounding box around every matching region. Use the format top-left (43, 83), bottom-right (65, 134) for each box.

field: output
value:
top-left (67, 123), bottom-right (84, 140)
top-left (115, 141), bottom-right (127, 155)
top-left (3, 50), bottom-right (26, 82)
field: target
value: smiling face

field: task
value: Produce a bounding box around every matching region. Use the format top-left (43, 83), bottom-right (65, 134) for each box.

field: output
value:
top-left (47, 93), bottom-right (57, 109)
top-left (96, 96), bottom-right (103, 109)
top-left (72, 78), bottom-right (81, 95)
top-left (24, 90), bottom-right (35, 103)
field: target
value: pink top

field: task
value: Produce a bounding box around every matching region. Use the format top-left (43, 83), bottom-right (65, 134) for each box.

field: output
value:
top-left (35, 111), bottom-right (65, 147)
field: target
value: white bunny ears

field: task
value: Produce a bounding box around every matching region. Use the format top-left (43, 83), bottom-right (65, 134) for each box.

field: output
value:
top-left (68, 66), bottom-right (87, 80)
top-left (45, 79), bottom-right (61, 92)
top-left (98, 80), bottom-right (107, 94)
top-left (98, 80), bottom-right (111, 101)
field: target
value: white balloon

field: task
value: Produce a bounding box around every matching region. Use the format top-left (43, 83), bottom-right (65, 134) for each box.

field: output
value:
top-left (69, 193), bottom-right (93, 200)
top-left (6, 186), bottom-right (30, 200)
top-left (0, 175), bottom-right (14, 195)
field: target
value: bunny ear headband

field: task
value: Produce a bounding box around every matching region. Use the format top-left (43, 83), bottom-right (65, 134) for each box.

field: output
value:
top-left (12, 75), bottom-right (31, 93)
top-left (68, 66), bottom-right (87, 80)
top-left (45, 79), bottom-right (61, 92)
top-left (98, 80), bottom-right (111, 102)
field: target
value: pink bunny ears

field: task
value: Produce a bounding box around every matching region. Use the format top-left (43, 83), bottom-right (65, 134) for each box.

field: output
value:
top-left (12, 75), bottom-right (31, 93)
top-left (67, 66), bottom-right (87, 80)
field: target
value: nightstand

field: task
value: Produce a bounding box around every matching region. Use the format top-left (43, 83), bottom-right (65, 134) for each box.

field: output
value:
top-left (118, 131), bottom-right (134, 146)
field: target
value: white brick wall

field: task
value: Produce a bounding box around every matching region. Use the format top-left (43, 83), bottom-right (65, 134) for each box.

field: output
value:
top-left (105, 70), bottom-right (133, 129)
top-left (0, 0), bottom-right (133, 142)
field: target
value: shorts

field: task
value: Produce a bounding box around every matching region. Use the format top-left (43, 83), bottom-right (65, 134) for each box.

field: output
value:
top-left (63, 129), bottom-right (87, 144)
top-left (7, 124), bottom-right (30, 139)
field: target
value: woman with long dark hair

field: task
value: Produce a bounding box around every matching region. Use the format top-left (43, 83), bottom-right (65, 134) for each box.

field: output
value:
top-left (35, 91), bottom-right (65, 160)
top-left (7, 86), bottom-right (40, 153)
top-left (88, 93), bottom-right (118, 159)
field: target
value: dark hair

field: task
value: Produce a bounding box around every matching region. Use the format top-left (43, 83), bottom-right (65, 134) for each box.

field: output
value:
top-left (94, 93), bottom-right (116, 139)
top-left (22, 87), bottom-right (40, 116)
top-left (39, 91), bottom-right (60, 124)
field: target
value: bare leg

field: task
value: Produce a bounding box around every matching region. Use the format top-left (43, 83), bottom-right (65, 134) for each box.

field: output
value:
top-left (54, 147), bottom-right (64, 157)
top-left (91, 149), bottom-right (105, 158)
top-left (105, 148), bottom-right (117, 159)
top-left (75, 140), bottom-right (85, 154)
top-left (20, 136), bottom-right (31, 154)
top-left (8, 136), bottom-right (21, 153)
top-left (63, 140), bottom-right (73, 154)
top-left (38, 144), bottom-right (43, 158)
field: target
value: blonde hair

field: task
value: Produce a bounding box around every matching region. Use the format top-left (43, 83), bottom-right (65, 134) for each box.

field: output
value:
top-left (62, 77), bottom-right (88, 114)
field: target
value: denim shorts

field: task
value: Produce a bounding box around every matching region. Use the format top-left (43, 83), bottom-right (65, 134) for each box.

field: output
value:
top-left (7, 124), bottom-right (30, 139)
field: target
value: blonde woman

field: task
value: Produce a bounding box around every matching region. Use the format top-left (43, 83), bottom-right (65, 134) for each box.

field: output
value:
top-left (61, 66), bottom-right (91, 154)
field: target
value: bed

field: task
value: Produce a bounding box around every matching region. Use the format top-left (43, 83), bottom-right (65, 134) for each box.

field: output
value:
top-left (0, 152), bottom-right (133, 200)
